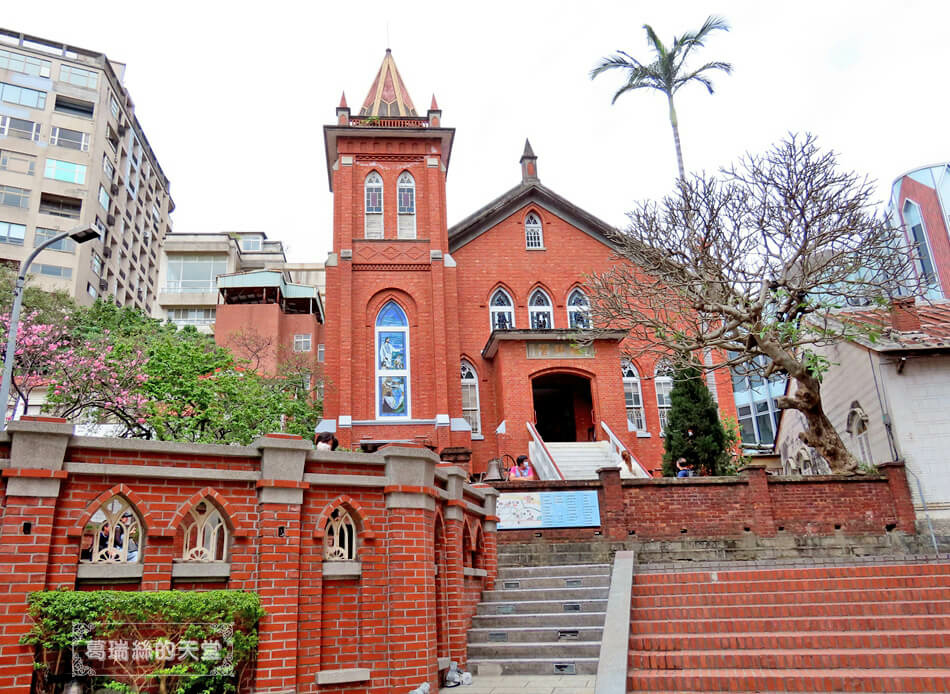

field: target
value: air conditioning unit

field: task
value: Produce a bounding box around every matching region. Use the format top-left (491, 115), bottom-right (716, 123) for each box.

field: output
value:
top-left (102, 247), bottom-right (112, 258)
top-left (107, 214), bottom-right (116, 226)
top-left (117, 124), bottom-right (129, 135)
top-left (110, 183), bottom-right (119, 195)
top-left (98, 279), bottom-right (108, 291)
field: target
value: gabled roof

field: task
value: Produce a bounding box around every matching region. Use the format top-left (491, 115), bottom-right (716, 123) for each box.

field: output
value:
top-left (828, 302), bottom-right (950, 353)
top-left (359, 49), bottom-right (418, 117)
top-left (448, 180), bottom-right (620, 253)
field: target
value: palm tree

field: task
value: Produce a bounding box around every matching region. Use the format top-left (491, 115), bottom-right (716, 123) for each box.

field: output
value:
top-left (591, 16), bottom-right (733, 180)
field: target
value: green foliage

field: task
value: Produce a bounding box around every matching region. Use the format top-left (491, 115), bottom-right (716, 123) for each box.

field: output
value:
top-left (717, 415), bottom-right (750, 476)
top-left (661, 364), bottom-right (727, 476)
top-left (0, 264), bottom-right (76, 325)
top-left (23, 590), bottom-right (263, 694)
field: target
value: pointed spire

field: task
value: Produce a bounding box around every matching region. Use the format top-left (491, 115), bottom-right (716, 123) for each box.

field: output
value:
top-left (339, 92), bottom-right (348, 108)
top-left (359, 50), bottom-right (418, 117)
top-left (430, 94), bottom-right (439, 110)
top-left (520, 139), bottom-right (539, 183)
top-left (427, 93), bottom-right (442, 127)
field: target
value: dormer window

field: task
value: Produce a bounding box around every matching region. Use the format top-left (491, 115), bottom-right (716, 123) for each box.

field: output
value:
top-left (365, 172), bottom-right (383, 239)
top-left (525, 213), bottom-right (543, 249)
top-left (239, 237), bottom-right (261, 252)
top-left (529, 289), bottom-right (553, 329)
top-left (397, 172), bottom-right (416, 239)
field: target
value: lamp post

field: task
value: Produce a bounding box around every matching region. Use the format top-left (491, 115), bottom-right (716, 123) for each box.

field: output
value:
top-left (0, 224), bottom-right (99, 432)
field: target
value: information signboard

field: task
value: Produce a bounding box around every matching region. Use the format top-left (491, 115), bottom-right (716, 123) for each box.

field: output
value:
top-left (496, 490), bottom-right (600, 530)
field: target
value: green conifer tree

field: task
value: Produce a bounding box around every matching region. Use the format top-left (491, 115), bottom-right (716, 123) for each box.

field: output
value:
top-left (661, 364), bottom-right (727, 476)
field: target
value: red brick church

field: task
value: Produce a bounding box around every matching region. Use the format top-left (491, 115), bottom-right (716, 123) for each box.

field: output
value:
top-left (313, 50), bottom-right (736, 476)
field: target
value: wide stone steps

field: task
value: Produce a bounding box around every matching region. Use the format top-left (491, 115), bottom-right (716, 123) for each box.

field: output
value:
top-left (543, 441), bottom-right (618, 481)
top-left (466, 562), bottom-right (608, 677)
top-left (628, 561), bottom-right (950, 693)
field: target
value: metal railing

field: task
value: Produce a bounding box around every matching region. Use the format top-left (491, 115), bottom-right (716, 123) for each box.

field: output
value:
top-left (903, 465), bottom-right (942, 557)
top-left (601, 420), bottom-right (650, 478)
top-left (526, 421), bottom-right (564, 480)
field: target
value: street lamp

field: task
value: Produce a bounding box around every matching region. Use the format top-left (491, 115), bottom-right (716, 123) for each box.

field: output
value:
top-left (0, 224), bottom-right (99, 432)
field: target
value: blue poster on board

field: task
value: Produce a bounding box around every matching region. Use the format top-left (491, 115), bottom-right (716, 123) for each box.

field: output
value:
top-left (497, 490), bottom-right (600, 530)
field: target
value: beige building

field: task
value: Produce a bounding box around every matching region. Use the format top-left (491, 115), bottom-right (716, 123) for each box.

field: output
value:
top-left (0, 27), bottom-right (173, 310)
top-left (153, 231), bottom-right (326, 333)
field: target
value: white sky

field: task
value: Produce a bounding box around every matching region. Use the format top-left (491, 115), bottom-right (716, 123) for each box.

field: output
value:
top-left (6, 1), bottom-right (948, 262)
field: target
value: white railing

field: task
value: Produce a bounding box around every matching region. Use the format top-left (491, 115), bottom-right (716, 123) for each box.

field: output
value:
top-left (601, 421), bottom-right (650, 478)
top-left (526, 421), bottom-right (564, 480)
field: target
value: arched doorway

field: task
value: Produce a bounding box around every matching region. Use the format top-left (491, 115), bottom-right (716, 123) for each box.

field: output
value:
top-left (532, 372), bottom-right (594, 442)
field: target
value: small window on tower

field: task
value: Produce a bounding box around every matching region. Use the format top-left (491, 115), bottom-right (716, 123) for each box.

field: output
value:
top-left (397, 172), bottom-right (416, 239)
top-left (365, 172), bottom-right (383, 239)
top-left (525, 213), bottom-right (544, 249)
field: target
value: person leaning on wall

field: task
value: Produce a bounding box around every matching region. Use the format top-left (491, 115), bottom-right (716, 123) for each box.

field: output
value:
top-left (508, 455), bottom-right (537, 481)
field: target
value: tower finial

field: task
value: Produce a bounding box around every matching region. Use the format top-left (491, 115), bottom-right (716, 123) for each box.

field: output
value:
top-left (520, 139), bottom-right (538, 183)
top-left (430, 94), bottom-right (439, 110)
top-left (339, 91), bottom-right (348, 109)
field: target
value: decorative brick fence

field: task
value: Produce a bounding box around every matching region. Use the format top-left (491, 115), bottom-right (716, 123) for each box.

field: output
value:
top-left (0, 417), bottom-right (497, 693)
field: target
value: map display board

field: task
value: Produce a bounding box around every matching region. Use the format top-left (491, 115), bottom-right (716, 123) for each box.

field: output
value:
top-left (497, 491), bottom-right (600, 530)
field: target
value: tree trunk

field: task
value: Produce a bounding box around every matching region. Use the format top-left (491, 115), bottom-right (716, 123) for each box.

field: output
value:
top-left (777, 377), bottom-right (859, 474)
top-left (667, 94), bottom-right (686, 180)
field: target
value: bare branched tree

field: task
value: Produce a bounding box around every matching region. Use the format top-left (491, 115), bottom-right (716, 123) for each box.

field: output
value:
top-left (585, 134), bottom-right (920, 473)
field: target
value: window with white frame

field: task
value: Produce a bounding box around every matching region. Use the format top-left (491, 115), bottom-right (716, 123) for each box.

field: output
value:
top-left (0, 115), bottom-right (41, 142)
top-left (91, 253), bottom-right (103, 276)
top-left (324, 507), bottom-right (357, 560)
top-left (59, 64), bottom-right (99, 90)
top-left (87, 283), bottom-right (97, 298)
top-left (0, 48), bottom-right (51, 78)
top-left (50, 126), bottom-right (90, 152)
top-left (567, 288), bottom-right (590, 329)
top-left (525, 212), bottom-right (543, 249)
top-left (239, 236), bottom-right (262, 251)
top-left (80, 496), bottom-right (142, 564)
top-left (181, 500), bottom-right (228, 562)
top-left (622, 361), bottom-right (645, 431)
top-left (164, 255), bottom-right (227, 293)
top-left (903, 200), bottom-right (937, 286)
top-left (365, 171), bottom-right (383, 239)
top-left (654, 360), bottom-right (674, 433)
top-left (44, 158), bottom-right (87, 185)
top-left (98, 185), bottom-right (110, 211)
top-left (110, 94), bottom-right (120, 119)
top-left (294, 333), bottom-right (312, 352)
top-left (461, 360), bottom-right (481, 434)
top-left (35, 228), bottom-right (76, 253)
top-left (168, 308), bottom-right (216, 327)
top-left (0, 184), bottom-right (30, 209)
top-left (490, 288), bottom-right (515, 330)
top-left (0, 81), bottom-right (46, 109)
top-left (317, 344), bottom-right (325, 362)
top-left (376, 301), bottom-right (410, 418)
top-left (397, 171), bottom-right (416, 239)
top-left (528, 288), bottom-right (554, 329)
top-left (846, 401), bottom-right (873, 466)
top-left (102, 154), bottom-right (115, 181)
top-left (0, 221), bottom-right (26, 246)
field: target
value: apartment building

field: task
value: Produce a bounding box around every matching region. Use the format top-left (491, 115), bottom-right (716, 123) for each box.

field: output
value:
top-left (153, 231), bottom-right (292, 331)
top-left (0, 28), bottom-right (173, 310)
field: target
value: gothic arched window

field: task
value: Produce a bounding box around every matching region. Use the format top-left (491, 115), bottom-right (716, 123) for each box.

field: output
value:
top-left (654, 360), bottom-right (674, 434)
top-left (324, 507), bottom-right (358, 560)
top-left (461, 360), bottom-right (481, 435)
top-left (490, 289), bottom-right (514, 331)
top-left (376, 301), bottom-right (410, 419)
top-left (525, 212), bottom-right (543, 249)
top-left (902, 199), bottom-right (936, 286)
top-left (182, 500), bottom-right (228, 562)
top-left (846, 400), bottom-right (873, 466)
top-left (567, 289), bottom-right (590, 329)
top-left (529, 289), bottom-right (553, 330)
top-left (364, 171), bottom-right (383, 239)
top-left (80, 496), bottom-right (142, 564)
top-left (397, 171), bottom-right (416, 239)
top-left (622, 361), bottom-right (645, 431)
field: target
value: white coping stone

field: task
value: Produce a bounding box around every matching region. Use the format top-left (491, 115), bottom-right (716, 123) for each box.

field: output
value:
top-left (322, 560), bottom-right (361, 579)
top-left (315, 667), bottom-right (370, 685)
top-left (594, 551), bottom-right (634, 694)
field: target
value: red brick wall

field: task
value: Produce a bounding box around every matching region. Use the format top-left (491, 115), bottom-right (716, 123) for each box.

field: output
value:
top-left (899, 176), bottom-right (950, 297)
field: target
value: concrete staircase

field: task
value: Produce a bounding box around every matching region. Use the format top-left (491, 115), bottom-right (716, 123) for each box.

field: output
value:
top-left (628, 560), bottom-right (950, 692)
top-left (543, 441), bottom-right (639, 480)
top-left (466, 562), bottom-right (610, 676)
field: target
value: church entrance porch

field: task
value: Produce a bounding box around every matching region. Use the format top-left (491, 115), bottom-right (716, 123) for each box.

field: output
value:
top-left (531, 372), bottom-right (594, 443)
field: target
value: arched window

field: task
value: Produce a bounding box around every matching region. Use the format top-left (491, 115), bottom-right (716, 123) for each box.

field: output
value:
top-left (567, 289), bottom-right (590, 329)
top-left (846, 400), bottom-right (873, 466)
top-left (364, 172), bottom-right (383, 239)
top-left (397, 171), bottom-right (416, 239)
top-left (490, 289), bottom-right (514, 330)
top-left (376, 301), bottom-right (410, 418)
top-left (622, 361), bottom-right (645, 431)
top-left (324, 507), bottom-right (357, 560)
top-left (525, 212), bottom-right (543, 249)
top-left (182, 500), bottom-right (228, 562)
top-left (528, 289), bottom-right (553, 330)
top-left (80, 496), bottom-right (142, 564)
top-left (902, 200), bottom-right (936, 286)
top-left (461, 360), bottom-right (481, 434)
top-left (654, 360), bottom-right (674, 434)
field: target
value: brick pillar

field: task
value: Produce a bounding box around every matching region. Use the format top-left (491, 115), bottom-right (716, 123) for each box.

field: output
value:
top-left (597, 467), bottom-right (626, 540)
top-left (739, 463), bottom-right (776, 537)
top-left (383, 446), bottom-right (439, 692)
top-left (476, 485), bottom-right (499, 592)
top-left (440, 464), bottom-right (467, 667)
top-left (0, 417), bottom-right (71, 690)
top-left (879, 461), bottom-right (917, 534)
top-left (252, 434), bottom-right (311, 694)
